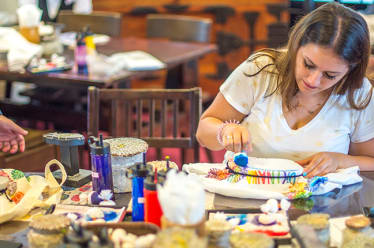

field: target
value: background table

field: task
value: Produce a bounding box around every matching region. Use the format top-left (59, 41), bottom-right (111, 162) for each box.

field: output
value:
top-left (0, 37), bottom-right (217, 131)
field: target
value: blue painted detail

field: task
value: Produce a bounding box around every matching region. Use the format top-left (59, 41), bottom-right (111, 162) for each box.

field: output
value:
top-left (309, 176), bottom-right (328, 192)
top-left (104, 211), bottom-right (118, 221)
top-left (234, 153), bottom-right (248, 167)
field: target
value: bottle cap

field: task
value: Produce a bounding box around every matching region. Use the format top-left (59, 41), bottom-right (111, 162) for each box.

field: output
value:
top-left (76, 32), bottom-right (86, 44)
top-left (82, 25), bottom-right (93, 36)
top-left (144, 172), bottom-right (156, 191)
top-left (88, 228), bottom-right (113, 248)
top-left (132, 162), bottom-right (148, 178)
top-left (88, 134), bottom-right (111, 155)
top-left (64, 223), bottom-right (93, 245)
top-left (157, 170), bottom-right (167, 186)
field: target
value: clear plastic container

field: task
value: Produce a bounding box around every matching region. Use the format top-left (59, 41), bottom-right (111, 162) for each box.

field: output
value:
top-left (111, 152), bottom-right (143, 193)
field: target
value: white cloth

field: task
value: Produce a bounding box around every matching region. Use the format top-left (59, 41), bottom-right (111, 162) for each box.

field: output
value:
top-left (16, 4), bottom-right (41, 27)
top-left (46, 0), bottom-right (62, 19)
top-left (183, 162), bottom-right (362, 200)
top-left (0, 27), bottom-right (42, 71)
top-left (312, 166), bottom-right (362, 195)
top-left (220, 54), bottom-right (374, 161)
top-left (72, 0), bottom-right (92, 14)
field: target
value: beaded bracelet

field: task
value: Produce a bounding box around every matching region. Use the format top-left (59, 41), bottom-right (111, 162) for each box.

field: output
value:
top-left (216, 120), bottom-right (240, 146)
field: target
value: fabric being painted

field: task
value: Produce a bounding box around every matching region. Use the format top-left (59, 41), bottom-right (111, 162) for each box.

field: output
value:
top-left (183, 162), bottom-right (363, 200)
top-left (211, 157), bottom-right (304, 185)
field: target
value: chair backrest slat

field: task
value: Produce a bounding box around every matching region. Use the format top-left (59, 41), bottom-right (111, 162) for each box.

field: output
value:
top-left (136, 100), bottom-right (142, 137)
top-left (57, 10), bottom-right (122, 37)
top-left (111, 99), bottom-right (117, 138)
top-left (146, 14), bottom-right (212, 43)
top-left (149, 100), bottom-right (155, 137)
top-left (161, 99), bottom-right (167, 137)
top-left (173, 99), bottom-right (178, 138)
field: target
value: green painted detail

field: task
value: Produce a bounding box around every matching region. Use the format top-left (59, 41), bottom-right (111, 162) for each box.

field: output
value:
top-left (10, 170), bottom-right (25, 180)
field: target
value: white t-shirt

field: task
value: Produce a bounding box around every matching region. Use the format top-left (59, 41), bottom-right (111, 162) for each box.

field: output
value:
top-left (220, 54), bottom-right (374, 161)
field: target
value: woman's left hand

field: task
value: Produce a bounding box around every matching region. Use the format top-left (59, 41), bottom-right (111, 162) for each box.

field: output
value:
top-left (296, 152), bottom-right (347, 178)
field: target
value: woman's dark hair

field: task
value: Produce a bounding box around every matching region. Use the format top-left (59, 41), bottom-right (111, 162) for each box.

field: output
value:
top-left (248, 2), bottom-right (371, 110)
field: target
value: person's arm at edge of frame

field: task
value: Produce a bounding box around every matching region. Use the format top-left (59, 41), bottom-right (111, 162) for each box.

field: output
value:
top-left (0, 110), bottom-right (28, 153)
top-left (196, 92), bottom-right (249, 152)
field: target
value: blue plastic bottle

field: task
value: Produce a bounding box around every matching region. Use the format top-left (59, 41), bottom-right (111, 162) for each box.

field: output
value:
top-left (89, 134), bottom-right (114, 199)
top-left (130, 163), bottom-right (148, 221)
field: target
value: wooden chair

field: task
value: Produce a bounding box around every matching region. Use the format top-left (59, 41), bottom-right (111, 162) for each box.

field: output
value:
top-left (146, 14), bottom-right (212, 43)
top-left (57, 10), bottom-right (122, 36)
top-left (87, 87), bottom-right (202, 164)
top-left (145, 14), bottom-right (214, 162)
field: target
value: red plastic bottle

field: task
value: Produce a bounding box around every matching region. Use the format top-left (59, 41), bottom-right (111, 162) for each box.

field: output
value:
top-left (144, 172), bottom-right (163, 227)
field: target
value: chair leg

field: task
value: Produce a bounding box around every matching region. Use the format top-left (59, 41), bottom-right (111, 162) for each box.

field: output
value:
top-left (205, 147), bottom-right (214, 163)
top-left (181, 148), bottom-right (186, 166)
top-left (156, 148), bottom-right (162, 160)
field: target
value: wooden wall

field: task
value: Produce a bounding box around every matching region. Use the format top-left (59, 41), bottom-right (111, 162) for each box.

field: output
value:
top-left (93, 0), bottom-right (290, 96)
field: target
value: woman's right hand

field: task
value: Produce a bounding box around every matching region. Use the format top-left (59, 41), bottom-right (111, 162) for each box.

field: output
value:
top-left (221, 123), bottom-right (252, 153)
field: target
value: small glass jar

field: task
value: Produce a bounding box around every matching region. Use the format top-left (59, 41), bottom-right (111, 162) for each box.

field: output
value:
top-left (205, 219), bottom-right (232, 248)
top-left (296, 213), bottom-right (330, 246)
top-left (342, 216), bottom-right (374, 247)
top-left (229, 232), bottom-right (274, 248)
top-left (28, 215), bottom-right (70, 248)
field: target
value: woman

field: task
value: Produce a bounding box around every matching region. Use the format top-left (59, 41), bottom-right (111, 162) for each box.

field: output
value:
top-left (196, 2), bottom-right (374, 178)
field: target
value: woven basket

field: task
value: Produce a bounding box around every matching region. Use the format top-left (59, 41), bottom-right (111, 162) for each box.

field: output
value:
top-left (160, 215), bottom-right (205, 237)
top-left (83, 221), bottom-right (160, 236)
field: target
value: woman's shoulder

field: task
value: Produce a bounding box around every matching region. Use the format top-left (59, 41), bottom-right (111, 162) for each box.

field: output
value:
top-left (354, 77), bottom-right (373, 101)
top-left (242, 50), bottom-right (279, 75)
top-left (248, 51), bottom-right (277, 65)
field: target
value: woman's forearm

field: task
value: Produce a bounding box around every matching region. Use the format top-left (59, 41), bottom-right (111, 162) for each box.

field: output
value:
top-left (196, 117), bottom-right (225, 151)
top-left (345, 154), bottom-right (374, 171)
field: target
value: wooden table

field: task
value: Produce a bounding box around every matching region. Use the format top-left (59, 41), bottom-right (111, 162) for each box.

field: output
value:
top-left (2, 171), bottom-right (374, 247)
top-left (0, 37), bottom-right (217, 90)
top-left (0, 37), bottom-right (217, 130)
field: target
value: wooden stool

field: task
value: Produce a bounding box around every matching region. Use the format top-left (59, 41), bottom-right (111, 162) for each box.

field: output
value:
top-left (0, 129), bottom-right (58, 172)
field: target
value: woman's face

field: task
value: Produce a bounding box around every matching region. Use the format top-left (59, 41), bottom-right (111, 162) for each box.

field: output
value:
top-left (295, 43), bottom-right (349, 96)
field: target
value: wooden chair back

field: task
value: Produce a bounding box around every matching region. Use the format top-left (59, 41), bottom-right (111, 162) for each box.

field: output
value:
top-left (87, 87), bottom-right (202, 163)
top-left (146, 14), bottom-right (212, 43)
top-left (57, 10), bottom-right (122, 36)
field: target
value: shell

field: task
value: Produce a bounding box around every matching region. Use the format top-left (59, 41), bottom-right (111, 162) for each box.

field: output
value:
top-left (230, 232), bottom-right (274, 248)
top-left (345, 216), bottom-right (371, 229)
top-left (0, 176), bottom-right (9, 191)
top-left (296, 213), bottom-right (330, 230)
top-left (105, 138), bottom-right (148, 157)
top-left (147, 160), bottom-right (178, 172)
top-left (29, 215), bottom-right (70, 231)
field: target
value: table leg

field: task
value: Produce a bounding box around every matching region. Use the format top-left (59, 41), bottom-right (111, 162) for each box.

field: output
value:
top-left (5, 80), bottom-right (12, 99)
top-left (182, 59), bottom-right (199, 89)
top-left (165, 65), bottom-right (183, 89)
top-left (165, 59), bottom-right (199, 89)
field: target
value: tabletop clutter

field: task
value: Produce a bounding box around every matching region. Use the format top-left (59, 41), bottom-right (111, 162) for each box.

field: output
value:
top-left (0, 132), bottom-right (373, 247)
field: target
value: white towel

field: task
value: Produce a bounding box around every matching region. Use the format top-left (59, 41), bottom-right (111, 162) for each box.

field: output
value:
top-left (183, 163), bottom-right (362, 200)
top-left (312, 166), bottom-right (362, 195)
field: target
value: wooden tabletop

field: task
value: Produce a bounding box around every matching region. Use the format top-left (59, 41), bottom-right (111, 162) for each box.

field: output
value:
top-left (0, 37), bottom-right (217, 89)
